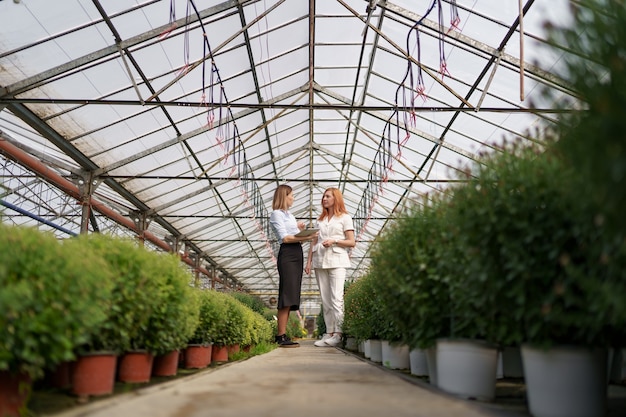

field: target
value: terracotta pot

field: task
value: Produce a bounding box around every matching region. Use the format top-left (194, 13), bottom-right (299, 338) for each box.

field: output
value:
top-left (212, 345), bottom-right (229, 362)
top-left (184, 344), bottom-right (212, 369)
top-left (0, 370), bottom-right (32, 417)
top-left (45, 360), bottom-right (73, 389)
top-left (242, 345), bottom-right (252, 353)
top-left (117, 350), bottom-right (154, 383)
top-left (71, 352), bottom-right (117, 397)
top-left (227, 343), bottom-right (240, 354)
top-left (152, 350), bottom-right (180, 377)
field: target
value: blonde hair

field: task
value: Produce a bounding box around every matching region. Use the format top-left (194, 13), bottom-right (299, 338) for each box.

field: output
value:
top-left (318, 187), bottom-right (348, 221)
top-left (272, 184), bottom-right (293, 210)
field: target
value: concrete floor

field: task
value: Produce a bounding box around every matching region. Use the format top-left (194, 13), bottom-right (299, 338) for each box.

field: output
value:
top-left (49, 340), bottom-right (625, 417)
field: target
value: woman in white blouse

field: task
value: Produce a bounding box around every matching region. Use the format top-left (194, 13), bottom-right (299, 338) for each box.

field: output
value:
top-left (269, 184), bottom-right (316, 348)
top-left (305, 188), bottom-right (356, 347)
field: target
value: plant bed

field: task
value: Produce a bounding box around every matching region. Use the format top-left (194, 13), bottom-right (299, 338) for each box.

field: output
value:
top-left (27, 342), bottom-right (276, 416)
top-left (338, 345), bottom-right (626, 417)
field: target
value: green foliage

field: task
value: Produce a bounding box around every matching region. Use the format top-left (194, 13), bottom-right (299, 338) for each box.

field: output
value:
top-left (188, 290), bottom-right (226, 345)
top-left (367, 194), bottom-right (453, 349)
top-left (0, 225), bottom-right (114, 379)
top-left (447, 142), bottom-right (626, 347)
top-left (72, 234), bottom-right (162, 353)
top-left (214, 293), bottom-right (248, 346)
top-left (189, 291), bottom-right (272, 347)
top-left (140, 253), bottom-right (200, 355)
top-left (229, 291), bottom-right (267, 315)
top-left (342, 274), bottom-right (387, 342)
top-left (285, 311), bottom-right (306, 339)
top-left (247, 310), bottom-right (274, 346)
top-left (547, 0), bottom-right (626, 233)
top-left (315, 307), bottom-right (326, 336)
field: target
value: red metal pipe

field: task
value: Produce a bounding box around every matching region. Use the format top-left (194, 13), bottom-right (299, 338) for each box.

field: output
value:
top-left (0, 136), bottom-right (222, 285)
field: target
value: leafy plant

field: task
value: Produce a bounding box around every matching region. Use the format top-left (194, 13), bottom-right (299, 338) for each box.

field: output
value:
top-left (140, 252), bottom-right (200, 355)
top-left (315, 307), bottom-right (326, 336)
top-left (447, 141), bottom-right (625, 347)
top-left (73, 233), bottom-right (162, 353)
top-left (189, 290), bottom-right (262, 347)
top-left (188, 289), bottom-right (225, 345)
top-left (0, 225), bottom-right (114, 379)
top-left (230, 291), bottom-right (267, 315)
top-left (286, 312), bottom-right (306, 340)
top-left (545, 0), bottom-right (626, 234)
top-left (368, 195), bottom-right (453, 349)
top-left (247, 310), bottom-right (274, 346)
top-left (342, 274), bottom-right (386, 343)
top-left (213, 293), bottom-right (248, 346)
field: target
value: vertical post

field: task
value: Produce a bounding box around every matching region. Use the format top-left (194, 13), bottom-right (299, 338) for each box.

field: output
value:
top-left (132, 211), bottom-right (151, 247)
top-left (518, 0), bottom-right (525, 101)
top-left (78, 173), bottom-right (98, 235)
top-left (192, 252), bottom-right (201, 287)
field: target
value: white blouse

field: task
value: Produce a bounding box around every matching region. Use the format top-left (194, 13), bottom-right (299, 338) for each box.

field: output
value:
top-left (311, 213), bottom-right (354, 269)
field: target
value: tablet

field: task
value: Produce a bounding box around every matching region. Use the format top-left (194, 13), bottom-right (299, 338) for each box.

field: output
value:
top-left (295, 228), bottom-right (319, 237)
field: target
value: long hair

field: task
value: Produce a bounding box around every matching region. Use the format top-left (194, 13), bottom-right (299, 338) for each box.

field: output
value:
top-left (318, 187), bottom-right (348, 221)
top-left (272, 184), bottom-right (292, 210)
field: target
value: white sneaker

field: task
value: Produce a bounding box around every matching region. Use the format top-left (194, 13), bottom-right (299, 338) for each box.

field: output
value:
top-left (324, 334), bottom-right (342, 347)
top-left (314, 333), bottom-right (331, 347)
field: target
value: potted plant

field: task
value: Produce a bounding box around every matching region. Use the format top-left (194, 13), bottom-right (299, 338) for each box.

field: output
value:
top-left (367, 194), bottom-right (454, 383)
top-left (341, 273), bottom-right (385, 362)
top-left (145, 252), bottom-right (200, 377)
top-left (448, 137), bottom-right (626, 413)
top-left (248, 311), bottom-right (274, 350)
top-left (548, 0), bottom-right (626, 239)
top-left (184, 289), bottom-right (225, 368)
top-left (230, 291), bottom-right (267, 316)
top-left (70, 233), bottom-right (164, 389)
top-left (0, 225), bottom-right (114, 414)
top-left (210, 292), bottom-right (247, 361)
top-left (369, 194), bottom-right (454, 349)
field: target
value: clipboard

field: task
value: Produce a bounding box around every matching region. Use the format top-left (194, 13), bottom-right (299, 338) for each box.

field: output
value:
top-left (295, 228), bottom-right (318, 237)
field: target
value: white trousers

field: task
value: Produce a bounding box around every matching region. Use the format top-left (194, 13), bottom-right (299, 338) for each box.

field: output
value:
top-left (315, 267), bottom-right (346, 334)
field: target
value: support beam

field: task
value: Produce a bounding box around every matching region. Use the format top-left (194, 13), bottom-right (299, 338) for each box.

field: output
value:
top-left (0, 136), bottom-right (225, 286)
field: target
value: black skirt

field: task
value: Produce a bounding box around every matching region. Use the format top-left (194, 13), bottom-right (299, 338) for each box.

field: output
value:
top-left (276, 242), bottom-right (303, 311)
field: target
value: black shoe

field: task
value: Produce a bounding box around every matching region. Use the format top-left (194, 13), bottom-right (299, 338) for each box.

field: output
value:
top-left (275, 334), bottom-right (299, 348)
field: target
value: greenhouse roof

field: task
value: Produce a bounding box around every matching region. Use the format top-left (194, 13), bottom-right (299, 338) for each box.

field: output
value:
top-left (0, 0), bottom-right (578, 311)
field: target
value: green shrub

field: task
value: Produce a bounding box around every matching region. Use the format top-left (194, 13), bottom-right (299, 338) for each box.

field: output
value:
top-left (342, 274), bottom-right (386, 343)
top-left (315, 307), bottom-right (326, 336)
top-left (0, 225), bottom-right (114, 379)
top-left (73, 233), bottom-right (162, 353)
top-left (141, 252), bottom-right (200, 355)
top-left (230, 291), bottom-right (267, 315)
top-left (447, 142), bottom-right (626, 347)
top-left (367, 196), bottom-right (453, 349)
top-left (188, 289), bottom-right (225, 345)
top-left (214, 292), bottom-right (248, 346)
top-left (547, 0), bottom-right (626, 234)
top-left (286, 312), bottom-right (306, 339)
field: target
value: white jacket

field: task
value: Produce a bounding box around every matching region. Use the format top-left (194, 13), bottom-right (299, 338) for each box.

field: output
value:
top-left (311, 214), bottom-right (354, 269)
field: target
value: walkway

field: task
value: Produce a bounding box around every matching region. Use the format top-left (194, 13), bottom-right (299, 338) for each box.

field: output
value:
top-left (50, 340), bottom-right (625, 417)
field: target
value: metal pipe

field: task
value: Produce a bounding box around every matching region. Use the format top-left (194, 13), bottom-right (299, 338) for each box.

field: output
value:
top-left (0, 137), bottom-right (223, 285)
top-left (0, 199), bottom-right (78, 236)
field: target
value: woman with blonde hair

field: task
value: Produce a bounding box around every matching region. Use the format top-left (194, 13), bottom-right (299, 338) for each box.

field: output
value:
top-left (305, 187), bottom-right (355, 347)
top-left (269, 184), bottom-right (316, 347)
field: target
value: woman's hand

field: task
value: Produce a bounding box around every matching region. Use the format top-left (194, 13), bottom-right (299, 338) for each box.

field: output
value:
top-left (297, 221), bottom-right (306, 230)
top-left (322, 239), bottom-right (335, 248)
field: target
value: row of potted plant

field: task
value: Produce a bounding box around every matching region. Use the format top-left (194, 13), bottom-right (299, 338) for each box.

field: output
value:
top-left (345, 4), bottom-right (626, 414)
top-left (0, 227), bottom-right (274, 416)
top-left (345, 139), bottom-right (626, 415)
